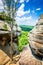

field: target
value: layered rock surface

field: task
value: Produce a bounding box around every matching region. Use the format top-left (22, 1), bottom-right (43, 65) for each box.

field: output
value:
top-left (0, 49), bottom-right (19, 65)
top-left (19, 15), bottom-right (43, 65)
top-left (29, 15), bottom-right (43, 57)
top-left (0, 21), bottom-right (21, 46)
top-left (19, 45), bottom-right (42, 65)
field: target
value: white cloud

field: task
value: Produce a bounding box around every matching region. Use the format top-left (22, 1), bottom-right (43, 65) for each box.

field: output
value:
top-left (19, 0), bottom-right (24, 3)
top-left (16, 3), bottom-right (35, 25)
top-left (15, 15), bottom-right (36, 25)
top-left (16, 10), bottom-right (38, 26)
top-left (19, 0), bottom-right (29, 3)
top-left (36, 8), bottom-right (41, 11)
top-left (18, 4), bottom-right (24, 11)
top-left (26, 0), bottom-right (29, 2)
top-left (32, 10), bottom-right (35, 13)
top-left (17, 4), bottom-right (30, 17)
top-left (0, 5), bottom-right (4, 10)
top-left (17, 9), bottom-right (30, 17)
top-left (0, 0), bottom-right (3, 5)
top-left (0, 0), bottom-right (4, 12)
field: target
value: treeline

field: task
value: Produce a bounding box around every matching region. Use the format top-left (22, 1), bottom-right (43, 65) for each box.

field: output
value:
top-left (20, 25), bottom-right (34, 32)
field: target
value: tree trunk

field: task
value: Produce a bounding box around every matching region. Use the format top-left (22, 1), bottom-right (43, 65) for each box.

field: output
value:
top-left (10, 22), bottom-right (13, 61)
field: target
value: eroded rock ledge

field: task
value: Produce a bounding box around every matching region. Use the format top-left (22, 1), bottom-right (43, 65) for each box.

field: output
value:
top-left (19, 45), bottom-right (42, 65)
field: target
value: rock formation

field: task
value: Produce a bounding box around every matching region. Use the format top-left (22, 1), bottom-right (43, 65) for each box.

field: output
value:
top-left (29, 14), bottom-right (43, 57)
top-left (0, 21), bottom-right (21, 46)
top-left (19, 15), bottom-right (43, 65)
top-left (19, 45), bottom-right (42, 65)
top-left (0, 21), bottom-right (21, 64)
top-left (0, 21), bottom-right (11, 46)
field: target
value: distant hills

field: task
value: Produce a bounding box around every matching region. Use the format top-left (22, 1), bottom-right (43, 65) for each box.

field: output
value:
top-left (20, 25), bottom-right (34, 32)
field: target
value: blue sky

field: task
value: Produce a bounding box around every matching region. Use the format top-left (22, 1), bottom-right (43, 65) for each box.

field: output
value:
top-left (0, 0), bottom-right (43, 26)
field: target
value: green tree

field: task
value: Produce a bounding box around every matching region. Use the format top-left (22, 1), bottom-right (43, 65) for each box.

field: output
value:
top-left (2, 0), bottom-right (19, 62)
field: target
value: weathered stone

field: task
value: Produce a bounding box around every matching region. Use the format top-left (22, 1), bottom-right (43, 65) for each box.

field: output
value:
top-left (29, 14), bottom-right (43, 57)
top-left (0, 21), bottom-right (11, 31)
top-left (19, 45), bottom-right (42, 65)
top-left (0, 49), bottom-right (20, 65)
top-left (0, 49), bottom-right (10, 65)
top-left (0, 16), bottom-right (21, 65)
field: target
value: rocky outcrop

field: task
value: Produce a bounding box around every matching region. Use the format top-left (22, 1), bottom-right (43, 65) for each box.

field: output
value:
top-left (19, 45), bottom-right (42, 65)
top-left (0, 21), bottom-right (11, 46)
top-left (0, 49), bottom-right (20, 65)
top-left (29, 15), bottom-right (43, 57)
top-left (0, 49), bottom-right (10, 65)
top-left (19, 15), bottom-right (43, 65)
top-left (0, 21), bottom-right (21, 46)
top-left (0, 15), bottom-right (21, 65)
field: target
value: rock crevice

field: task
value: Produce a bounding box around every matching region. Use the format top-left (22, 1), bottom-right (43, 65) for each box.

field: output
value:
top-left (19, 15), bottom-right (43, 65)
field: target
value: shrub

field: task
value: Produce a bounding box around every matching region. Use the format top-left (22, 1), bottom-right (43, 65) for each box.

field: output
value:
top-left (18, 31), bottom-right (29, 51)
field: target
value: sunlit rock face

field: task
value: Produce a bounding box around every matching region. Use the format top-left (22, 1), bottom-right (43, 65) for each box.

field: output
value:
top-left (19, 15), bottom-right (43, 65)
top-left (19, 45), bottom-right (42, 65)
top-left (29, 14), bottom-right (43, 57)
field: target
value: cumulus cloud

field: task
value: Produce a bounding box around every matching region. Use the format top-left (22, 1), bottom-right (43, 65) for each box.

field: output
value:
top-left (17, 4), bottom-right (30, 17)
top-left (16, 3), bottom-right (37, 26)
top-left (36, 8), bottom-right (41, 10)
top-left (16, 16), bottom-right (32, 25)
top-left (16, 7), bottom-right (38, 26)
top-left (16, 15), bottom-right (37, 25)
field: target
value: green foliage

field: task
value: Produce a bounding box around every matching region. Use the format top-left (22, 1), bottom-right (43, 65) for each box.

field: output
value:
top-left (20, 25), bottom-right (34, 31)
top-left (3, 24), bottom-right (8, 30)
top-left (18, 31), bottom-right (29, 51)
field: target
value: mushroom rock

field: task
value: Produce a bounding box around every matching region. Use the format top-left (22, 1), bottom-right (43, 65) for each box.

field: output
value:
top-left (19, 15), bottom-right (43, 65)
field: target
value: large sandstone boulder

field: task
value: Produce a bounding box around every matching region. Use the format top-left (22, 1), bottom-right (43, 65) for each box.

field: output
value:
top-left (0, 49), bottom-right (20, 65)
top-left (19, 45), bottom-right (42, 65)
top-left (29, 14), bottom-right (43, 57)
top-left (0, 21), bottom-right (21, 46)
top-left (0, 16), bottom-right (21, 64)
top-left (0, 49), bottom-right (10, 65)
top-left (0, 21), bottom-right (11, 46)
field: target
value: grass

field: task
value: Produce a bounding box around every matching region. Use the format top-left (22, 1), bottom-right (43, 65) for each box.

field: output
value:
top-left (18, 31), bottom-right (29, 51)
